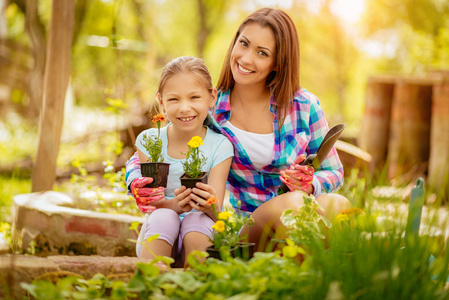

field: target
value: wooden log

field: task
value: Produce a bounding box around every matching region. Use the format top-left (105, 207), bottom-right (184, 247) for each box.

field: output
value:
top-left (428, 81), bottom-right (449, 200)
top-left (335, 140), bottom-right (372, 177)
top-left (387, 82), bottom-right (432, 179)
top-left (32, 0), bottom-right (74, 192)
top-left (359, 80), bottom-right (394, 173)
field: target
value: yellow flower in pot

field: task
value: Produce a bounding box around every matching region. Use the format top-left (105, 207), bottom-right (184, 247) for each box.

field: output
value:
top-left (180, 136), bottom-right (208, 188)
top-left (206, 197), bottom-right (255, 260)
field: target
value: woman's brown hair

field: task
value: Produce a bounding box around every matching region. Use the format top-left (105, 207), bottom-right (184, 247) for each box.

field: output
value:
top-left (216, 8), bottom-right (300, 128)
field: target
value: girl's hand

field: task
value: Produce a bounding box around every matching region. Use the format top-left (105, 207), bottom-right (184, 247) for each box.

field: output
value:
top-left (174, 186), bottom-right (193, 213)
top-left (188, 182), bottom-right (217, 213)
top-left (280, 154), bottom-right (315, 194)
top-left (131, 177), bottom-right (165, 213)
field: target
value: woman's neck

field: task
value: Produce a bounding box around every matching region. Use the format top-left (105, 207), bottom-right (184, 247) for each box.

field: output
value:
top-left (228, 84), bottom-right (274, 133)
top-left (231, 84), bottom-right (271, 108)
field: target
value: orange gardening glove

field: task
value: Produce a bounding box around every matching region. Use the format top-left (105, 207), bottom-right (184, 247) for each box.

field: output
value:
top-left (279, 154), bottom-right (315, 193)
top-left (130, 177), bottom-right (165, 213)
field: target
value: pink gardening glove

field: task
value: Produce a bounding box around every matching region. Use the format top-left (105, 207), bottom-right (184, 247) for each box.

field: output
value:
top-left (130, 177), bottom-right (165, 213)
top-left (280, 154), bottom-right (315, 193)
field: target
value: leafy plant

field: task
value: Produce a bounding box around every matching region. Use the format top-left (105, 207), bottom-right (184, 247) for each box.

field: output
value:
top-left (280, 193), bottom-right (332, 245)
top-left (208, 197), bottom-right (254, 249)
top-left (140, 114), bottom-right (166, 163)
top-left (181, 136), bottom-right (207, 178)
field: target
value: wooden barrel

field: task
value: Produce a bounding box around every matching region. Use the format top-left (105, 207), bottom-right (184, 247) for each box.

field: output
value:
top-left (428, 82), bottom-right (449, 199)
top-left (359, 80), bottom-right (394, 172)
top-left (387, 82), bottom-right (432, 179)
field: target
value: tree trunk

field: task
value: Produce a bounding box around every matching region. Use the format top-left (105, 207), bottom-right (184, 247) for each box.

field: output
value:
top-left (25, 0), bottom-right (47, 118)
top-left (32, 0), bottom-right (74, 192)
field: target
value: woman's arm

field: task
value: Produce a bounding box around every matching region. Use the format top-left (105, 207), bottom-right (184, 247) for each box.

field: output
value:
top-left (306, 95), bottom-right (344, 196)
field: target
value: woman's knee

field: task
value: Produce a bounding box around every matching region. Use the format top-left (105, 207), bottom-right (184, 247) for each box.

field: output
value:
top-left (316, 193), bottom-right (351, 220)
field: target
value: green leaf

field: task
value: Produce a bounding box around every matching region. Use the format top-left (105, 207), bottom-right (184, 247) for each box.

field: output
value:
top-left (321, 216), bottom-right (332, 228)
top-left (137, 262), bottom-right (160, 278)
top-left (129, 221), bottom-right (140, 231)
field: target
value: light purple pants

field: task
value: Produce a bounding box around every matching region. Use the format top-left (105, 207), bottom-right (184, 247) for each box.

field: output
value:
top-left (136, 208), bottom-right (214, 258)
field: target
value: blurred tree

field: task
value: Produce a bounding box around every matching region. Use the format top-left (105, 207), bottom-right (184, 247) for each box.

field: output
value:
top-left (0, 0), bottom-right (88, 119)
top-left (290, 0), bottom-right (362, 126)
top-left (361, 0), bottom-right (449, 72)
top-left (32, 0), bottom-right (73, 192)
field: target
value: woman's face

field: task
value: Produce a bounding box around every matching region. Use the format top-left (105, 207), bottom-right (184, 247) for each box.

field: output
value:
top-left (230, 23), bottom-right (276, 88)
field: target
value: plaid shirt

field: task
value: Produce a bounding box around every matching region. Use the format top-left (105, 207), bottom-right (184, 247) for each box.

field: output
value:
top-left (211, 89), bottom-right (343, 213)
top-left (125, 89), bottom-right (344, 213)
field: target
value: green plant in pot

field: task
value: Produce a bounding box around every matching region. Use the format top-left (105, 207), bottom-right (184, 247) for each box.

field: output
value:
top-left (180, 136), bottom-right (208, 188)
top-left (140, 113), bottom-right (170, 187)
top-left (206, 197), bottom-right (255, 260)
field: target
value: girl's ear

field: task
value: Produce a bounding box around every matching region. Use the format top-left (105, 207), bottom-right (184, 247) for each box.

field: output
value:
top-left (209, 88), bottom-right (217, 109)
top-left (157, 93), bottom-right (166, 113)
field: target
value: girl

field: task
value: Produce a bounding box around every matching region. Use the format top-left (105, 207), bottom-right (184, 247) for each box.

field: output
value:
top-left (132, 56), bottom-right (233, 264)
top-left (127, 8), bottom-right (350, 252)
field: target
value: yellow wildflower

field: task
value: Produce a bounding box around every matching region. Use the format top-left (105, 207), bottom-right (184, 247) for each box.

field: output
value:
top-left (218, 211), bottom-right (232, 220)
top-left (187, 136), bottom-right (203, 148)
top-left (0, 222), bottom-right (11, 232)
top-left (188, 140), bottom-right (200, 148)
top-left (282, 238), bottom-right (306, 258)
top-left (336, 213), bottom-right (350, 223)
top-left (212, 220), bottom-right (225, 233)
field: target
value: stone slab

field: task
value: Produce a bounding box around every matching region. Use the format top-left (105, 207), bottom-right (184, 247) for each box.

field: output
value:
top-left (0, 254), bottom-right (158, 299)
top-left (12, 191), bottom-right (145, 256)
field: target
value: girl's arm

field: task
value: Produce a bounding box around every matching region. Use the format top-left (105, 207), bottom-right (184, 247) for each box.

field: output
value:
top-left (135, 149), bottom-right (184, 214)
top-left (186, 157), bottom-right (232, 221)
top-left (125, 152), bottom-right (142, 193)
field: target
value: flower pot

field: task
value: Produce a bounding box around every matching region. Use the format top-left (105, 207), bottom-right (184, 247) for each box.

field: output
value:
top-left (180, 172), bottom-right (208, 189)
top-left (140, 162), bottom-right (170, 188)
top-left (206, 242), bottom-right (255, 261)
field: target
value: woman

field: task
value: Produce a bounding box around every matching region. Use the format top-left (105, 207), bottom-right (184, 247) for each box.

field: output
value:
top-left (127, 8), bottom-right (350, 252)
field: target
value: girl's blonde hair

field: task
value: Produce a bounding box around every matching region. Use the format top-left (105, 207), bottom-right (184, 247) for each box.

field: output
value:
top-left (158, 56), bottom-right (214, 96)
top-left (217, 8), bottom-right (300, 128)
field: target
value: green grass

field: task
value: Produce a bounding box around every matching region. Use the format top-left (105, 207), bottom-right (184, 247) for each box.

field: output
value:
top-left (0, 172), bottom-right (31, 223)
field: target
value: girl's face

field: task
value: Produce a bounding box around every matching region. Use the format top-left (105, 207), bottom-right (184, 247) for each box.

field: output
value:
top-left (230, 23), bottom-right (276, 88)
top-left (158, 71), bottom-right (216, 135)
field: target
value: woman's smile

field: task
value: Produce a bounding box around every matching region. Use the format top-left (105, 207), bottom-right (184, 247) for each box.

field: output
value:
top-left (237, 63), bottom-right (254, 74)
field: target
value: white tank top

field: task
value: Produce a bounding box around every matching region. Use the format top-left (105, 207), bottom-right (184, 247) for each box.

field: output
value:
top-left (222, 120), bottom-right (274, 170)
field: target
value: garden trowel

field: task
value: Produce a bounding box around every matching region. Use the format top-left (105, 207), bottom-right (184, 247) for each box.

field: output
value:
top-left (277, 123), bottom-right (346, 195)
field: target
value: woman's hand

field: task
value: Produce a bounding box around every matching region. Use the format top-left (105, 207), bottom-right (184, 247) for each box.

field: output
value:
top-left (131, 177), bottom-right (165, 213)
top-left (280, 154), bottom-right (315, 195)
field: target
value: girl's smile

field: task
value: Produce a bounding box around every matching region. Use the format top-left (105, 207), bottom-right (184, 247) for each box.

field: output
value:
top-left (159, 71), bottom-right (216, 136)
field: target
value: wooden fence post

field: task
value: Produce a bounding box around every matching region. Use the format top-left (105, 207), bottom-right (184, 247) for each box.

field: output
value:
top-left (359, 78), bottom-right (394, 172)
top-left (32, 0), bottom-right (74, 192)
top-left (387, 82), bottom-right (432, 179)
top-left (428, 81), bottom-right (449, 200)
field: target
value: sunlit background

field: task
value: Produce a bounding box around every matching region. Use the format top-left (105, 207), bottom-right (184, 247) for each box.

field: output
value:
top-left (0, 0), bottom-right (448, 204)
